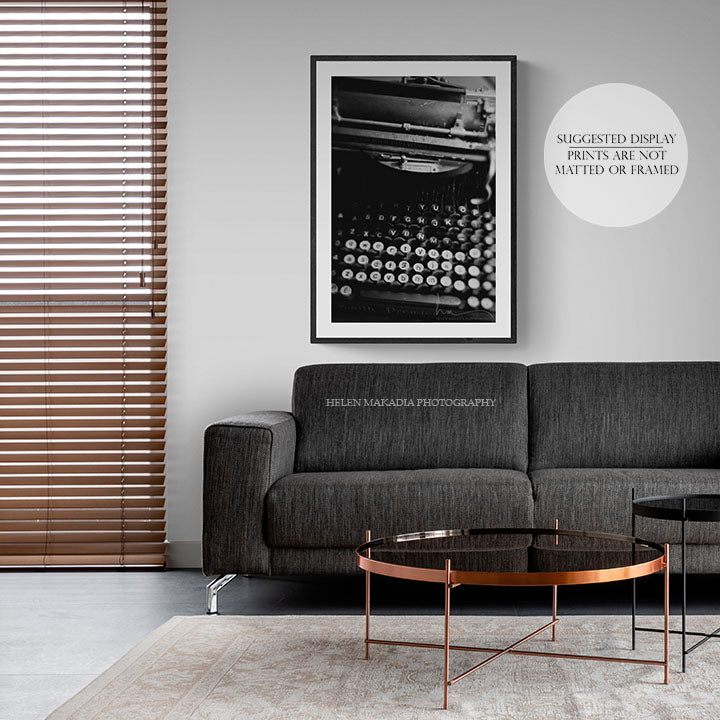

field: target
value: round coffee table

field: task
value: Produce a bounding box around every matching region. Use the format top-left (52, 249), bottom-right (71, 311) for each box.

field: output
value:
top-left (356, 527), bottom-right (669, 711)
top-left (633, 493), bottom-right (720, 672)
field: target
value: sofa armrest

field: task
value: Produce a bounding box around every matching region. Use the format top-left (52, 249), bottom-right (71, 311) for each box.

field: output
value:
top-left (203, 411), bottom-right (296, 575)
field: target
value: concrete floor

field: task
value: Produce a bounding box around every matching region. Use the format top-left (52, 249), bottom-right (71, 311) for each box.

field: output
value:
top-left (0, 569), bottom-right (717, 720)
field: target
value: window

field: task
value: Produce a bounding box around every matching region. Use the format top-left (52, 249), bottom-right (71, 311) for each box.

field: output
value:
top-left (0, 0), bottom-right (167, 566)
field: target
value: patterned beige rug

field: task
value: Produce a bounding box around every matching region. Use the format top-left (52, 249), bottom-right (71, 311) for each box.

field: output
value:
top-left (48, 615), bottom-right (719, 719)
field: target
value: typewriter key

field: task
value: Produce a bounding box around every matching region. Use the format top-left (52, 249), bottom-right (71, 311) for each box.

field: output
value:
top-left (413, 262), bottom-right (424, 273)
top-left (426, 275), bottom-right (438, 287)
top-left (455, 251), bottom-right (467, 262)
top-left (371, 259), bottom-right (383, 270)
top-left (482, 281), bottom-right (493, 291)
top-left (428, 248), bottom-right (440, 260)
top-left (343, 254), bottom-right (355, 264)
top-left (412, 274), bottom-right (424, 285)
top-left (441, 261), bottom-right (453, 272)
top-left (355, 271), bottom-right (368, 283)
top-left (467, 296), bottom-right (480, 309)
top-left (469, 247), bottom-right (482, 260)
top-left (480, 297), bottom-right (495, 310)
top-left (386, 245), bottom-right (399, 256)
top-left (385, 260), bottom-right (397, 271)
top-left (398, 260), bottom-right (411, 271)
top-left (454, 265), bottom-right (466, 277)
top-left (397, 272), bottom-right (410, 284)
top-left (483, 263), bottom-right (494, 274)
top-left (441, 249), bottom-right (454, 261)
top-left (340, 285), bottom-right (353, 297)
top-left (453, 279), bottom-right (466, 292)
top-left (400, 243), bottom-right (412, 254)
top-left (383, 272), bottom-right (396, 284)
top-left (370, 271), bottom-right (382, 282)
top-left (415, 247), bottom-right (427, 258)
top-left (341, 268), bottom-right (354, 280)
top-left (440, 276), bottom-right (453, 288)
top-left (468, 277), bottom-right (481, 291)
top-left (359, 240), bottom-right (371, 252)
top-left (331, 283), bottom-right (338, 294)
top-left (483, 248), bottom-right (495, 259)
top-left (468, 265), bottom-right (481, 278)
top-left (427, 260), bottom-right (439, 271)
top-left (344, 239), bottom-right (357, 250)
top-left (372, 241), bottom-right (385, 253)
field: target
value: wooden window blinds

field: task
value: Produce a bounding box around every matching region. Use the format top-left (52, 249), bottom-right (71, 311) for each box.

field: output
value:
top-left (0, 0), bottom-right (167, 567)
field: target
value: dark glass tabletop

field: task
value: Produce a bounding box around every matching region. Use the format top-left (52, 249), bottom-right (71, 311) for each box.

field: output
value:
top-left (356, 528), bottom-right (665, 587)
top-left (633, 494), bottom-right (720, 522)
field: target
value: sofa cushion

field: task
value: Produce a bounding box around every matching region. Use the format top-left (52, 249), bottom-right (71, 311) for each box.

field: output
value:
top-left (270, 546), bottom-right (530, 575)
top-left (529, 362), bottom-right (720, 469)
top-left (531, 468), bottom-right (720, 544)
top-left (292, 363), bottom-right (528, 472)
top-left (266, 468), bottom-right (534, 548)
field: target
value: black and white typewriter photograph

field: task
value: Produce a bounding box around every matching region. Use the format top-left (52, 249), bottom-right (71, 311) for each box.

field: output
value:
top-left (311, 56), bottom-right (516, 343)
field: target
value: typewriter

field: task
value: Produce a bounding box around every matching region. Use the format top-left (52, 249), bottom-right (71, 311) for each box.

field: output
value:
top-left (331, 75), bottom-right (497, 323)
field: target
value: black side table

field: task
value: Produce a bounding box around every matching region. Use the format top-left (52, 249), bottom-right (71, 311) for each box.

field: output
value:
top-left (632, 492), bottom-right (720, 672)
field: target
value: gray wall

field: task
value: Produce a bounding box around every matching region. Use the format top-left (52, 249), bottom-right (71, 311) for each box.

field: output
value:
top-left (166, 0), bottom-right (720, 566)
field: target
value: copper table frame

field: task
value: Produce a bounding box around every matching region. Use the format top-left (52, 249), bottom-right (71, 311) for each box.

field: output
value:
top-left (356, 526), bottom-right (669, 711)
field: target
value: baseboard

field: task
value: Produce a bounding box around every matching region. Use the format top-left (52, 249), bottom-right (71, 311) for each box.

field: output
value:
top-left (166, 540), bottom-right (202, 568)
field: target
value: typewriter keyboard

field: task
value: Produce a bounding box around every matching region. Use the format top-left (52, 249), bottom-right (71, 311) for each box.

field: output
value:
top-left (332, 198), bottom-right (496, 320)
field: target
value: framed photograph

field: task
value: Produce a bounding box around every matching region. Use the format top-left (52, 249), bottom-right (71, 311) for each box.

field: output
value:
top-left (311, 55), bottom-right (516, 343)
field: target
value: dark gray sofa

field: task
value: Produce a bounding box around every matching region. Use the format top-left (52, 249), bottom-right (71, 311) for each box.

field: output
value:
top-left (203, 362), bottom-right (720, 606)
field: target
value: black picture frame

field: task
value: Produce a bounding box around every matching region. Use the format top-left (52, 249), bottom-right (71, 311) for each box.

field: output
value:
top-left (311, 55), bottom-right (516, 344)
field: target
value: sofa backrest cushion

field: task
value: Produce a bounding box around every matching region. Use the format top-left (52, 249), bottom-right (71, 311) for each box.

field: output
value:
top-left (529, 362), bottom-right (720, 469)
top-left (292, 363), bottom-right (528, 472)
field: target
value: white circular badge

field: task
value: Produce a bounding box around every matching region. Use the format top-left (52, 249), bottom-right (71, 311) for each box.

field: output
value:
top-left (544, 83), bottom-right (687, 227)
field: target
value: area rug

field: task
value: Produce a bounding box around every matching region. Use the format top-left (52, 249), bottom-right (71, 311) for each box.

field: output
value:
top-left (47, 615), bottom-right (719, 719)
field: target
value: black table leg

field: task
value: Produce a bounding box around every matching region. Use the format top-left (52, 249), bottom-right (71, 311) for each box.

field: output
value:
top-left (682, 499), bottom-right (687, 672)
top-left (631, 488), bottom-right (636, 651)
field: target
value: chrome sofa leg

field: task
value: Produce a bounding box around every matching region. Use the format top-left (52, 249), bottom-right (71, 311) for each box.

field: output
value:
top-left (206, 574), bottom-right (237, 615)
